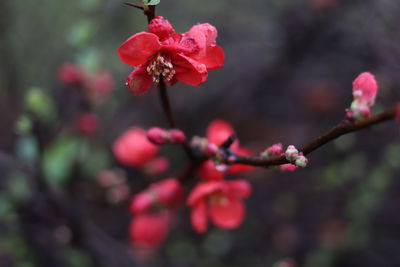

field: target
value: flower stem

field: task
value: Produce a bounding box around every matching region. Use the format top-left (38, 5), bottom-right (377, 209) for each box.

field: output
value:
top-left (158, 78), bottom-right (177, 128)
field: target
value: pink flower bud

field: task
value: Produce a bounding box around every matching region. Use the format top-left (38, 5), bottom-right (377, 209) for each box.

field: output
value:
top-left (58, 63), bottom-right (85, 86)
top-left (76, 112), bottom-right (98, 135)
top-left (113, 127), bottom-right (159, 167)
top-left (205, 143), bottom-right (218, 156)
top-left (169, 129), bottom-right (186, 144)
top-left (268, 143), bottom-right (283, 155)
top-left (130, 191), bottom-right (153, 214)
top-left (147, 127), bottom-right (168, 145)
top-left (148, 16), bottom-right (175, 40)
top-left (279, 164), bottom-right (298, 172)
top-left (352, 72), bottom-right (378, 106)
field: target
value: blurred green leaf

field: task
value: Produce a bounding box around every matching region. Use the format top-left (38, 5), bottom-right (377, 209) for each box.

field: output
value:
top-left (67, 20), bottom-right (95, 46)
top-left (77, 48), bottom-right (101, 72)
top-left (7, 171), bottom-right (31, 203)
top-left (25, 87), bottom-right (57, 123)
top-left (166, 237), bottom-right (198, 264)
top-left (64, 248), bottom-right (92, 267)
top-left (43, 136), bottom-right (79, 188)
top-left (15, 135), bottom-right (39, 164)
top-left (80, 146), bottom-right (110, 179)
top-left (14, 114), bottom-right (33, 135)
top-left (333, 134), bottom-right (355, 152)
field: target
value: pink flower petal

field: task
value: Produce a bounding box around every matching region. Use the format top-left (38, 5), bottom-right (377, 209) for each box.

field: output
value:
top-left (191, 200), bottom-right (208, 233)
top-left (206, 119), bottom-right (235, 146)
top-left (197, 44), bottom-right (224, 70)
top-left (198, 160), bottom-right (225, 181)
top-left (209, 197), bottom-right (245, 230)
top-left (185, 23), bottom-right (224, 69)
top-left (118, 32), bottom-right (161, 66)
top-left (173, 54), bottom-right (208, 86)
top-left (126, 66), bottom-right (152, 95)
top-left (227, 179), bottom-right (252, 199)
top-left (187, 181), bottom-right (224, 206)
top-left (129, 211), bottom-right (171, 248)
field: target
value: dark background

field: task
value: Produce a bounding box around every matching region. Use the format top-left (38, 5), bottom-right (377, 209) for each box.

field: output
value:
top-left (1, 0), bottom-right (400, 266)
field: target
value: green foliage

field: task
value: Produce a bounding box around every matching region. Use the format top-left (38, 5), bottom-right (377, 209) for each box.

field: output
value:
top-left (7, 171), bottom-right (31, 203)
top-left (42, 136), bottom-right (80, 188)
top-left (15, 135), bottom-right (39, 164)
top-left (64, 248), bottom-right (92, 267)
top-left (67, 20), bottom-right (95, 46)
top-left (14, 114), bottom-right (33, 135)
top-left (25, 87), bottom-right (57, 124)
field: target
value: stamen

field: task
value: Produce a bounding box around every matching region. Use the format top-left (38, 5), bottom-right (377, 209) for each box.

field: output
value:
top-left (147, 54), bottom-right (175, 83)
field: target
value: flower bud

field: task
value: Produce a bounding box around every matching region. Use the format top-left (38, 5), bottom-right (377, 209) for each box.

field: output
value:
top-left (352, 72), bottom-right (378, 106)
top-left (148, 16), bottom-right (175, 40)
top-left (279, 164), bottom-right (298, 172)
top-left (261, 143), bottom-right (283, 158)
top-left (169, 129), bottom-right (186, 144)
top-left (58, 63), bottom-right (85, 86)
top-left (147, 127), bottom-right (168, 145)
top-left (285, 145), bottom-right (299, 161)
top-left (294, 155), bottom-right (308, 168)
top-left (76, 112), bottom-right (98, 135)
top-left (268, 143), bottom-right (283, 155)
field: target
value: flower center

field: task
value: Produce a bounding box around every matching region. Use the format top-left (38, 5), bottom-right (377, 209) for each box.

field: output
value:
top-left (208, 192), bottom-right (229, 206)
top-left (146, 54), bottom-right (176, 83)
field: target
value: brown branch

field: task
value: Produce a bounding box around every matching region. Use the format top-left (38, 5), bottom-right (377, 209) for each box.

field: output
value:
top-left (227, 105), bottom-right (397, 167)
top-left (123, 2), bottom-right (144, 10)
top-left (158, 77), bottom-right (177, 128)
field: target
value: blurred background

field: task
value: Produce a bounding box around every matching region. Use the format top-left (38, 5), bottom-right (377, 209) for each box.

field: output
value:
top-left (1, 0), bottom-right (400, 266)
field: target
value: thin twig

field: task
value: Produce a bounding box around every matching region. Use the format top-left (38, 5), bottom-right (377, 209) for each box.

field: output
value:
top-left (123, 2), bottom-right (144, 10)
top-left (226, 105), bottom-right (397, 167)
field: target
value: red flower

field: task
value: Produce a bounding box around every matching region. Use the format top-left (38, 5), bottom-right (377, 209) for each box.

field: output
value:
top-left (129, 210), bottom-right (172, 248)
top-left (130, 178), bottom-right (183, 214)
top-left (113, 127), bottom-right (159, 167)
top-left (187, 179), bottom-right (252, 233)
top-left (205, 119), bottom-right (254, 174)
top-left (118, 16), bottom-right (224, 95)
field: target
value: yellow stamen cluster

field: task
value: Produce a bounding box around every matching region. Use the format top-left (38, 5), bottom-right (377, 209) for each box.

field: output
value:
top-left (146, 55), bottom-right (176, 83)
